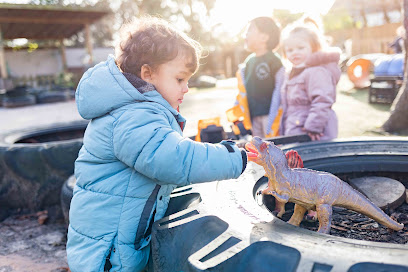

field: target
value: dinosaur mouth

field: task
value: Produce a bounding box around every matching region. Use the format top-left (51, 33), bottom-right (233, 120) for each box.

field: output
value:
top-left (245, 142), bottom-right (259, 159)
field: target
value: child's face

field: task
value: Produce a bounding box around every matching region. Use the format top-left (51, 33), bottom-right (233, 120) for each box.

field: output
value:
top-left (284, 36), bottom-right (313, 67)
top-left (245, 23), bottom-right (267, 52)
top-left (150, 55), bottom-right (193, 110)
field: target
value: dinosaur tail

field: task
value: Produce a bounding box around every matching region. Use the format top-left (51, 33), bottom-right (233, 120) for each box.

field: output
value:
top-left (336, 184), bottom-right (404, 231)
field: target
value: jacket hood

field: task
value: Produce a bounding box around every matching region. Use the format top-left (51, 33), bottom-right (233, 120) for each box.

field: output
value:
top-left (75, 55), bottom-right (179, 120)
top-left (306, 48), bottom-right (342, 84)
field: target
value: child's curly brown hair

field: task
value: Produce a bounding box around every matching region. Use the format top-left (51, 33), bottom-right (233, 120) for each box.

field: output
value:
top-left (115, 16), bottom-right (202, 77)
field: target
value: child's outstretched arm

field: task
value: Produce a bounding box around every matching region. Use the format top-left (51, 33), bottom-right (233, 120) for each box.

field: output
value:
top-left (265, 67), bottom-right (285, 135)
top-left (112, 106), bottom-right (246, 187)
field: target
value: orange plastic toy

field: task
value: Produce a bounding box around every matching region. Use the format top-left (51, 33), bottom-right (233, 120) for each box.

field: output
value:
top-left (347, 58), bottom-right (372, 89)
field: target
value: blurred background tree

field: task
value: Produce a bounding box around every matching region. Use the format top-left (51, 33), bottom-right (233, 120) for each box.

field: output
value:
top-left (117, 0), bottom-right (216, 45)
top-left (322, 11), bottom-right (354, 32)
top-left (19, 0), bottom-right (359, 78)
top-left (14, 0), bottom-right (402, 82)
top-left (29, 0), bottom-right (64, 4)
top-left (382, 0), bottom-right (408, 132)
top-left (59, 0), bottom-right (216, 48)
top-left (273, 10), bottom-right (302, 29)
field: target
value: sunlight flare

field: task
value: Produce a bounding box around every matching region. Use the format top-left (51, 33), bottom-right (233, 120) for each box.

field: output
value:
top-left (210, 0), bottom-right (335, 36)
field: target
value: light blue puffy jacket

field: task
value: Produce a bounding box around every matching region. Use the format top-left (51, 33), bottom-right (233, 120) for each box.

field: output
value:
top-left (66, 55), bottom-right (245, 272)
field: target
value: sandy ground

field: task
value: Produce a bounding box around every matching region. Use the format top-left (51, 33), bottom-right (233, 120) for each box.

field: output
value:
top-left (0, 75), bottom-right (400, 271)
top-left (0, 214), bottom-right (68, 272)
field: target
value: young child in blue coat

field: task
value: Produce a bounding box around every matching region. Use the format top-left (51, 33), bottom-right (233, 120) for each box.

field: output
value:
top-left (66, 17), bottom-right (247, 272)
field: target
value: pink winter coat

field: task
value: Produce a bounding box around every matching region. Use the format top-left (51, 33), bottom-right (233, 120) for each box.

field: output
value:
top-left (280, 50), bottom-right (341, 141)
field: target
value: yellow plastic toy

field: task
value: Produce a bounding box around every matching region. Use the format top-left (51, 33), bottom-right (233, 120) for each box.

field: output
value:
top-left (195, 117), bottom-right (222, 142)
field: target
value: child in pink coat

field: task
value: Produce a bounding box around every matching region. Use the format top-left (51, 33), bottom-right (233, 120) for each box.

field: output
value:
top-left (278, 24), bottom-right (341, 141)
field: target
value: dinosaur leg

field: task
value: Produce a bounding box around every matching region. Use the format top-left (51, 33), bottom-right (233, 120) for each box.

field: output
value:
top-left (305, 210), bottom-right (318, 222)
top-left (258, 187), bottom-right (286, 218)
top-left (316, 204), bottom-right (333, 234)
top-left (288, 204), bottom-right (307, 226)
top-left (259, 189), bottom-right (287, 218)
top-left (260, 180), bottom-right (276, 195)
top-left (274, 199), bottom-right (286, 218)
top-left (260, 187), bottom-right (273, 195)
top-left (270, 191), bottom-right (290, 203)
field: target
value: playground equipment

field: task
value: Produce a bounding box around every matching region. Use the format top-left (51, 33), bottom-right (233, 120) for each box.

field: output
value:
top-left (347, 57), bottom-right (372, 89)
top-left (369, 54), bottom-right (404, 104)
top-left (346, 53), bottom-right (386, 89)
top-left (347, 53), bottom-right (404, 104)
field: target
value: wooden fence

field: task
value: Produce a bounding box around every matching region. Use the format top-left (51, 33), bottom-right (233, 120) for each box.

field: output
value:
top-left (327, 23), bottom-right (401, 56)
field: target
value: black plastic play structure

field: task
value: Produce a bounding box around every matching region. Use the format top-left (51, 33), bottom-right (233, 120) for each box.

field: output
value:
top-left (369, 54), bottom-right (404, 104)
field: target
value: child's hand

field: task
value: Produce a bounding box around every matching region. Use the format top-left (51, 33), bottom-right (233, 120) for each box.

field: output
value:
top-left (302, 128), bottom-right (323, 141)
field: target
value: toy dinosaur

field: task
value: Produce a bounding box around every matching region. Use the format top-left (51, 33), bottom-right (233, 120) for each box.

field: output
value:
top-left (245, 136), bottom-right (404, 234)
top-left (270, 149), bottom-right (303, 217)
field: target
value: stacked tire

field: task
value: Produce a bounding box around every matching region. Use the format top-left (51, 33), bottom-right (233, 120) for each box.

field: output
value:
top-left (59, 137), bottom-right (408, 271)
top-left (0, 121), bottom-right (87, 221)
top-left (2, 86), bottom-right (36, 108)
top-left (148, 138), bottom-right (408, 271)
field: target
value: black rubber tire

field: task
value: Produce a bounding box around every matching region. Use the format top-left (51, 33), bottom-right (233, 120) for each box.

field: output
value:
top-left (61, 175), bottom-right (76, 225)
top-left (2, 94), bottom-right (36, 108)
top-left (0, 120), bottom-right (88, 144)
top-left (67, 89), bottom-right (76, 100)
top-left (150, 137), bottom-right (408, 271)
top-left (280, 137), bottom-right (408, 175)
top-left (58, 137), bottom-right (408, 270)
top-left (189, 76), bottom-right (217, 88)
top-left (0, 121), bottom-right (87, 221)
top-left (5, 86), bottom-right (28, 97)
top-left (266, 133), bottom-right (311, 146)
top-left (36, 91), bottom-right (70, 104)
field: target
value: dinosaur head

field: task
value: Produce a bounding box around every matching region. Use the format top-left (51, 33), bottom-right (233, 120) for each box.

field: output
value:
top-left (245, 136), bottom-right (287, 168)
top-left (245, 136), bottom-right (268, 166)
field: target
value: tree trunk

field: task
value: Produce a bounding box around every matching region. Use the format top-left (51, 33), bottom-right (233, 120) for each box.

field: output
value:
top-left (382, 0), bottom-right (408, 132)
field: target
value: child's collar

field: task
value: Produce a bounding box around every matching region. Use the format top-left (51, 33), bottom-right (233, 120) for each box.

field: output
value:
top-left (123, 72), bottom-right (155, 93)
top-left (305, 49), bottom-right (341, 67)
